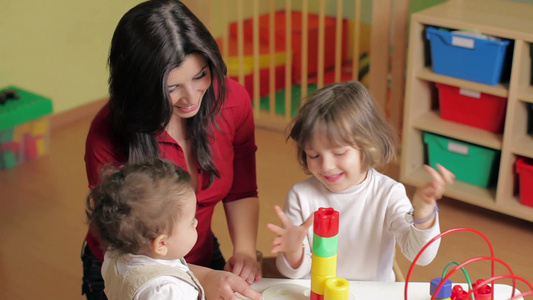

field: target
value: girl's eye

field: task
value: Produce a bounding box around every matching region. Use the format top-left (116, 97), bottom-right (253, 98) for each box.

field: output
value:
top-left (307, 153), bottom-right (319, 159)
top-left (334, 151), bottom-right (347, 156)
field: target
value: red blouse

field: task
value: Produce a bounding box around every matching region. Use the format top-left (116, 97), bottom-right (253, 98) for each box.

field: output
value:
top-left (84, 78), bottom-right (258, 266)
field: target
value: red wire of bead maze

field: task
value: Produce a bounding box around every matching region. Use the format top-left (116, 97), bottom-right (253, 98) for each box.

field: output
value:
top-left (403, 227), bottom-right (532, 300)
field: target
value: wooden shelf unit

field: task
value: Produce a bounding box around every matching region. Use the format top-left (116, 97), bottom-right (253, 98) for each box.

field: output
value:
top-left (400, 0), bottom-right (533, 222)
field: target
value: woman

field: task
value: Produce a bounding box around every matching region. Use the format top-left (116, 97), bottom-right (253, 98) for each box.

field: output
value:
top-left (81, 1), bottom-right (261, 299)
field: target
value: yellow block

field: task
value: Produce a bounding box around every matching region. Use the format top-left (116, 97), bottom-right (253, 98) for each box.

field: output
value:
top-left (311, 253), bottom-right (337, 276)
top-left (31, 118), bottom-right (49, 136)
top-left (226, 52), bottom-right (288, 76)
top-left (13, 126), bottom-right (24, 143)
top-left (311, 274), bottom-right (334, 295)
top-left (324, 277), bottom-right (350, 300)
top-left (36, 138), bottom-right (46, 155)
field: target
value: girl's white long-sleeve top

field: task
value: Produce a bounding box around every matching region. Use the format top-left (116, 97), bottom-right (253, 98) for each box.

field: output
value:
top-left (276, 168), bottom-right (440, 282)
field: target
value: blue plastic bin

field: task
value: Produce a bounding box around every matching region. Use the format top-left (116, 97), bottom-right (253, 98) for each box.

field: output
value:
top-left (426, 27), bottom-right (511, 85)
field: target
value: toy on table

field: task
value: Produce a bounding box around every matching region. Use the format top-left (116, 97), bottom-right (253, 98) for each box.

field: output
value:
top-left (262, 207), bottom-right (349, 300)
top-left (0, 86), bottom-right (52, 169)
top-left (310, 207), bottom-right (349, 300)
top-left (404, 227), bottom-right (533, 300)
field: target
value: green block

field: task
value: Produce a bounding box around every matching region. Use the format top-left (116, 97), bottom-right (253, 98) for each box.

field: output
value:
top-left (1, 151), bottom-right (17, 169)
top-left (312, 234), bottom-right (338, 257)
top-left (255, 84), bottom-right (318, 118)
top-left (0, 86), bottom-right (53, 131)
top-left (0, 128), bottom-right (14, 143)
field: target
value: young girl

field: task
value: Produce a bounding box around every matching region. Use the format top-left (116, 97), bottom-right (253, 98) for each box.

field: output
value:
top-left (267, 81), bottom-right (455, 282)
top-left (86, 158), bottom-right (204, 300)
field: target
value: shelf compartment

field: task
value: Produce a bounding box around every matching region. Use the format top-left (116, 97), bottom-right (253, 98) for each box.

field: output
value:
top-left (401, 167), bottom-right (533, 222)
top-left (401, 166), bottom-right (496, 208)
top-left (518, 85), bottom-right (533, 103)
top-left (512, 135), bottom-right (533, 158)
top-left (416, 67), bottom-right (508, 98)
top-left (412, 111), bottom-right (503, 150)
top-left (497, 196), bottom-right (533, 223)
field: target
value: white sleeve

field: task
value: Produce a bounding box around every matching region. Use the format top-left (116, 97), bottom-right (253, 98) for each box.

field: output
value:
top-left (135, 276), bottom-right (198, 300)
top-left (389, 184), bottom-right (441, 266)
top-left (275, 186), bottom-right (313, 279)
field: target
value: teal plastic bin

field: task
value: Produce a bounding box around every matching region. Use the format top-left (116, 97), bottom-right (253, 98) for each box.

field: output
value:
top-left (423, 132), bottom-right (500, 187)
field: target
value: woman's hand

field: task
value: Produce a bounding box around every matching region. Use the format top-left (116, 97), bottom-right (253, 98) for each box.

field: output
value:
top-left (190, 264), bottom-right (262, 300)
top-left (224, 252), bottom-right (262, 284)
top-left (266, 205), bottom-right (313, 268)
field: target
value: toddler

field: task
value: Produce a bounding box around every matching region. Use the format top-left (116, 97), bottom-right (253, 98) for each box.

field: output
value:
top-left (86, 158), bottom-right (204, 299)
top-left (267, 81), bottom-right (455, 281)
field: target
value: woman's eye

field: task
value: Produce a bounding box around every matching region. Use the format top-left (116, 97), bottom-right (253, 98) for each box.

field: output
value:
top-left (307, 154), bottom-right (319, 159)
top-left (194, 71), bottom-right (207, 80)
top-left (168, 85), bottom-right (179, 93)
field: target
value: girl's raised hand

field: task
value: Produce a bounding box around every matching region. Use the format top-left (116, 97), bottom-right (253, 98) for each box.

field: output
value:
top-left (412, 164), bottom-right (455, 229)
top-left (417, 163), bottom-right (455, 205)
top-left (266, 205), bottom-right (313, 268)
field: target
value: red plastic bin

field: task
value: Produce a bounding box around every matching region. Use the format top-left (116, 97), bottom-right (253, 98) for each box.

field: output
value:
top-left (516, 157), bottom-right (533, 208)
top-left (436, 83), bottom-right (508, 133)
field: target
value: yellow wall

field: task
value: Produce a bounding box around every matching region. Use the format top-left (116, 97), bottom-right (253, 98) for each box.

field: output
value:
top-left (0, 0), bottom-right (371, 115)
top-left (0, 1), bottom-right (143, 114)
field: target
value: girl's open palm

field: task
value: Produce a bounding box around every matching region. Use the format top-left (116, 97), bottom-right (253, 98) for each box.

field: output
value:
top-left (266, 205), bottom-right (313, 255)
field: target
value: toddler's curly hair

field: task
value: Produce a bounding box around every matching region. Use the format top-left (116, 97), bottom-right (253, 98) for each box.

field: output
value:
top-left (86, 158), bottom-right (193, 254)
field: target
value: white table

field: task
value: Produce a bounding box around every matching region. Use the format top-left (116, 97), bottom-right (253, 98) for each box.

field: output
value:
top-left (250, 278), bottom-right (522, 300)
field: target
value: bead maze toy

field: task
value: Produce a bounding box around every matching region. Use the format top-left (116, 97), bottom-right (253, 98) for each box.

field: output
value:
top-left (0, 86), bottom-right (53, 169)
top-left (404, 227), bottom-right (533, 300)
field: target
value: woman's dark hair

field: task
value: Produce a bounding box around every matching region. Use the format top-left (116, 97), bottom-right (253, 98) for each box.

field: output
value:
top-left (108, 0), bottom-right (227, 186)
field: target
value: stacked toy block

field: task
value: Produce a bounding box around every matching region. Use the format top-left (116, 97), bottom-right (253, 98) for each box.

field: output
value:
top-left (311, 207), bottom-right (349, 300)
top-left (0, 86), bottom-right (53, 169)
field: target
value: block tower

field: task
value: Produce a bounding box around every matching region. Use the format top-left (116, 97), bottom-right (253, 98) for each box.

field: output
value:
top-left (310, 207), bottom-right (340, 300)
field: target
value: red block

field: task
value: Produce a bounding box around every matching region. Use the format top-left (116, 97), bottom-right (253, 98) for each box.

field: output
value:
top-left (228, 65), bottom-right (286, 98)
top-left (1, 141), bottom-right (20, 152)
top-left (24, 135), bottom-right (38, 159)
top-left (314, 207), bottom-right (339, 238)
top-left (310, 291), bottom-right (324, 300)
top-left (436, 83), bottom-right (507, 133)
top-left (516, 157), bottom-right (533, 208)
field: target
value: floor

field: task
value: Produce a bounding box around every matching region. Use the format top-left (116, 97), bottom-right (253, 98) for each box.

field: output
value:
top-left (2, 114), bottom-right (533, 299)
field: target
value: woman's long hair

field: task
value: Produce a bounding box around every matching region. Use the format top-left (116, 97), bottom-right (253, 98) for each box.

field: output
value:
top-left (108, 0), bottom-right (227, 187)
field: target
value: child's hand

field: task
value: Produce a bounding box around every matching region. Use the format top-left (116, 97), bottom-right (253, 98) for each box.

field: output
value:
top-left (189, 264), bottom-right (262, 300)
top-left (224, 252), bottom-right (262, 284)
top-left (417, 163), bottom-right (455, 204)
top-left (266, 205), bottom-right (313, 268)
top-left (202, 269), bottom-right (262, 300)
top-left (412, 164), bottom-right (455, 228)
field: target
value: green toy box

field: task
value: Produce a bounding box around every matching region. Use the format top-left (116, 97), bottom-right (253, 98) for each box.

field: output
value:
top-left (0, 86), bottom-right (53, 169)
top-left (423, 132), bottom-right (500, 188)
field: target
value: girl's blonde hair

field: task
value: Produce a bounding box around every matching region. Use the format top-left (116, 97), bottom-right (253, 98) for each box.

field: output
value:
top-left (288, 81), bottom-right (398, 174)
top-left (85, 158), bottom-right (193, 255)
